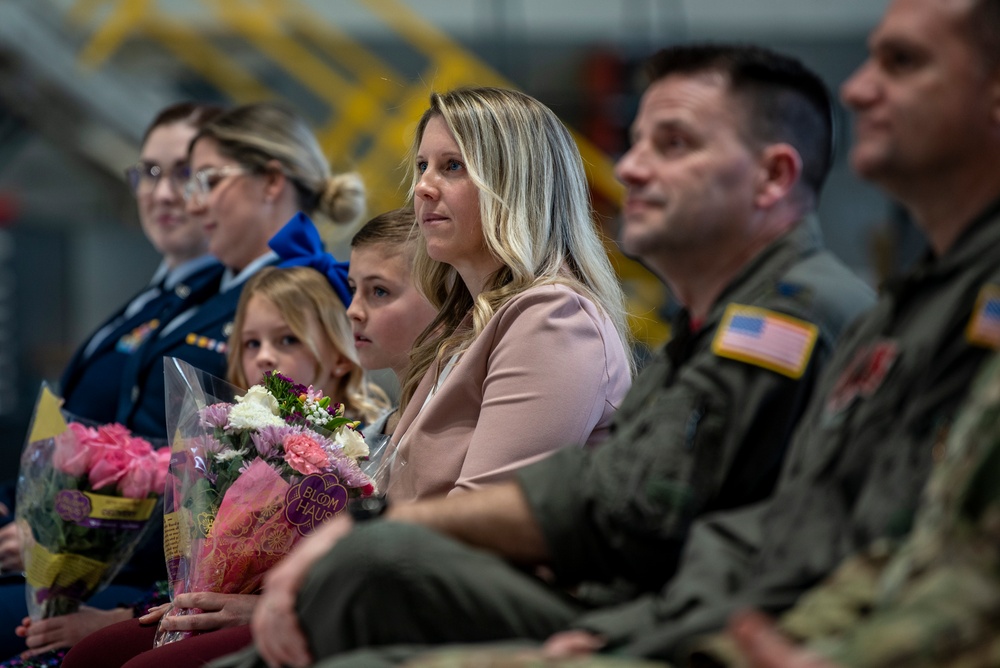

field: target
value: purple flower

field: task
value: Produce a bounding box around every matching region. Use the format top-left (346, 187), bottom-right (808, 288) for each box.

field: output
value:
top-left (270, 371), bottom-right (306, 395)
top-left (320, 441), bottom-right (370, 489)
top-left (190, 434), bottom-right (225, 455)
top-left (252, 425), bottom-right (294, 459)
top-left (200, 403), bottom-right (231, 429)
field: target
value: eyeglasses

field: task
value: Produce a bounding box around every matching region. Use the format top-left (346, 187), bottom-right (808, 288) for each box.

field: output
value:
top-left (182, 166), bottom-right (248, 206)
top-left (124, 162), bottom-right (190, 196)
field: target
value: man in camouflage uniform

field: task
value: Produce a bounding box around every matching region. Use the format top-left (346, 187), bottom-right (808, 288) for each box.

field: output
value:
top-left (213, 44), bottom-right (875, 668)
top-left (717, 353), bottom-right (1000, 668)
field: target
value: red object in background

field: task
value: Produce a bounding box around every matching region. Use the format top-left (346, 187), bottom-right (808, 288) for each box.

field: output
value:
top-left (582, 49), bottom-right (626, 155)
top-left (0, 192), bottom-right (19, 227)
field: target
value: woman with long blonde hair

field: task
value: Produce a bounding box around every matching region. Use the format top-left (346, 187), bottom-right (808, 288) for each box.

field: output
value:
top-left (384, 85), bottom-right (634, 500)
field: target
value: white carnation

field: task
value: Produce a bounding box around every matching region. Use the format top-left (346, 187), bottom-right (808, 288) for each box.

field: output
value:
top-left (227, 401), bottom-right (286, 431)
top-left (235, 385), bottom-right (280, 414)
top-left (334, 427), bottom-right (369, 460)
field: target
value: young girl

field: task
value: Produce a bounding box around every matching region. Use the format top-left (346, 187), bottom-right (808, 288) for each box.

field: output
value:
top-left (58, 266), bottom-right (389, 668)
top-left (346, 208), bottom-right (438, 435)
top-left (211, 85), bottom-right (636, 668)
top-left (229, 265), bottom-right (389, 426)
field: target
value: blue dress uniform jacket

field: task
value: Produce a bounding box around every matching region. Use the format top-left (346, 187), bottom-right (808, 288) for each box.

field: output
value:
top-left (60, 262), bottom-right (224, 431)
top-left (116, 254), bottom-right (283, 439)
top-left (115, 276), bottom-right (237, 440)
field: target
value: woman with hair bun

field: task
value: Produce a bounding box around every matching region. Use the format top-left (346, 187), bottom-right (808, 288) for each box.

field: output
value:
top-left (59, 101), bottom-right (368, 668)
top-left (123, 101), bottom-right (367, 437)
top-left (209, 84), bottom-right (636, 668)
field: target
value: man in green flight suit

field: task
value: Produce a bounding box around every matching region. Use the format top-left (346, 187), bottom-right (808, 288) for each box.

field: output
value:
top-left (210, 43), bottom-right (877, 668)
top-left (381, 0), bottom-right (1000, 666)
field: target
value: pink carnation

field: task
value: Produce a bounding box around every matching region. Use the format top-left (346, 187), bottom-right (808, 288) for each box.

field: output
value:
top-left (118, 439), bottom-right (170, 499)
top-left (88, 425), bottom-right (153, 491)
top-left (119, 454), bottom-right (156, 499)
top-left (282, 433), bottom-right (330, 475)
top-left (91, 423), bottom-right (133, 450)
top-left (152, 448), bottom-right (172, 495)
top-left (52, 422), bottom-right (98, 477)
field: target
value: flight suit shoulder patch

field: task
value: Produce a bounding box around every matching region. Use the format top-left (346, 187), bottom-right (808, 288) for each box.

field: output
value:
top-left (711, 304), bottom-right (818, 379)
top-left (965, 284), bottom-right (1000, 350)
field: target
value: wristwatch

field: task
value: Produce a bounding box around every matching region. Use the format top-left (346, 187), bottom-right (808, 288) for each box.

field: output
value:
top-left (348, 496), bottom-right (390, 522)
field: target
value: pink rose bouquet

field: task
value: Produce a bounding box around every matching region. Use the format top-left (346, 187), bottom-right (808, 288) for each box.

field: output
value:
top-left (155, 359), bottom-right (375, 647)
top-left (15, 385), bottom-right (170, 619)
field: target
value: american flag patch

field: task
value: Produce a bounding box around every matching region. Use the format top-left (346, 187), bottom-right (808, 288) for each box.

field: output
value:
top-left (966, 285), bottom-right (1000, 349)
top-left (712, 305), bottom-right (818, 379)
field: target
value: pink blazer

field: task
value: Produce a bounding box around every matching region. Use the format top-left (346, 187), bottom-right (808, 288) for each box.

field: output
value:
top-left (386, 283), bottom-right (631, 501)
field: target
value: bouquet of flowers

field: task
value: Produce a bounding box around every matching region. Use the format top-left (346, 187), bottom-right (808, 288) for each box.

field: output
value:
top-left (15, 384), bottom-right (171, 619)
top-left (156, 358), bottom-right (376, 646)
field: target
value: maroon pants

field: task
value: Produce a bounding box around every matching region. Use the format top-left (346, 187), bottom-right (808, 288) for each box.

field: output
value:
top-left (61, 619), bottom-right (252, 668)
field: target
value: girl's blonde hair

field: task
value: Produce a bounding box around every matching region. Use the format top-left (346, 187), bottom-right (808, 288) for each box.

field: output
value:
top-left (227, 266), bottom-right (389, 424)
top-left (400, 87), bottom-right (634, 411)
top-left (192, 102), bottom-right (365, 228)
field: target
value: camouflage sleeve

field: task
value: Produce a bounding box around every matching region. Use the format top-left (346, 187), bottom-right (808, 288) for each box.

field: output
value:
top-left (817, 563), bottom-right (1000, 668)
top-left (681, 355), bottom-right (1000, 668)
top-left (815, 354), bottom-right (1000, 667)
top-left (402, 647), bottom-right (670, 668)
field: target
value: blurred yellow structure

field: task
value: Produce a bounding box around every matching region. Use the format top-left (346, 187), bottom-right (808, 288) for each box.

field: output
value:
top-left (65, 0), bottom-right (669, 349)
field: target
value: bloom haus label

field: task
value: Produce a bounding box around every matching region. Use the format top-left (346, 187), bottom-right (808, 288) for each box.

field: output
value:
top-left (284, 473), bottom-right (349, 534)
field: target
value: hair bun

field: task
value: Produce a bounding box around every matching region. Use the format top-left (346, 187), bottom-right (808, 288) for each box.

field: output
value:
top-left (320, 172), bottom-right (366, 226)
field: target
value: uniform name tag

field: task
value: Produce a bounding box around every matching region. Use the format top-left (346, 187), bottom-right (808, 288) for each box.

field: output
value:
top-left (965, 285), bottom-right (1000, 349)
top-left (712, 305), bottom-right (818, 379)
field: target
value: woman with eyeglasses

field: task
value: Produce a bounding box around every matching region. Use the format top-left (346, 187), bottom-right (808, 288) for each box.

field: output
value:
top-left (56, 103), bottom-right (228, 434)
top-left (4, 101), bottom-right (367, 668)
top-left (0, 101), bottom-right (225, 667)
top-left (51, 102), bottom-right (367, 668)
top-left (111, 101), bottom-right (366, 442)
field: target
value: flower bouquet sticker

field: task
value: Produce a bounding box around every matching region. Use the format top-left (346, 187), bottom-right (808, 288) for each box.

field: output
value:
top-left (15, 384), bottom-right (170, 619)
top-left (285, 473), bottom-right (349, 532)
top-left (156, 359), bottom-right (376, 646)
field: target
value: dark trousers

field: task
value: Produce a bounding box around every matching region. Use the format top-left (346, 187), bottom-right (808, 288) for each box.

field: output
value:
top-left (212, 521), bottom-right (582, 667)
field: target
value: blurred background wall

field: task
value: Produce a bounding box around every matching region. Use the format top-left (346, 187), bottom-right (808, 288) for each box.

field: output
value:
top-left (0, 0), bottom-right (918, 473)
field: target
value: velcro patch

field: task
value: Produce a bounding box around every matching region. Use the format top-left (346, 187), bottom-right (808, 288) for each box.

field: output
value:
top-left (712, 304), bottom-right (818, 379)
top-left (825, 340), bottom-right (899, 417)
top-left (965, 285), bottom-right (1000, 350)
